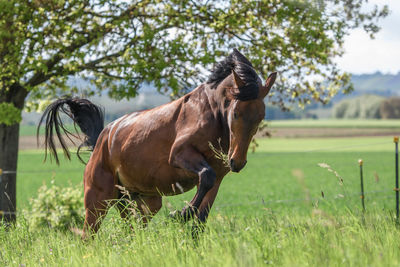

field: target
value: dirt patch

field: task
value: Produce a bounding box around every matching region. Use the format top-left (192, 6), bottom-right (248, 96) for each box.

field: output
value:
top-left (20, 135), bottom-right (81, 150)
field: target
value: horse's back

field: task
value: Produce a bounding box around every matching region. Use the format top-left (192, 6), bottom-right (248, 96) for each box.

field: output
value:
top-left (108, 99), bottom-right (182, 155)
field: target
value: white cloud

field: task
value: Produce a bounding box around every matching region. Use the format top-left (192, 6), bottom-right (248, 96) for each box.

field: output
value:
top-left (335, 0), bottom-right (400, 74)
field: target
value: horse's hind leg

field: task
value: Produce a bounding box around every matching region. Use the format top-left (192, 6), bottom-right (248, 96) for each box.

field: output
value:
top-left (136, 195), bottom-right (162, 224)
top-left (115, 187), bottom-right (135, 220)
top-left (82, 166), bottom-right (116, 239)
top-left (116, 195), bottom-right (162, 226)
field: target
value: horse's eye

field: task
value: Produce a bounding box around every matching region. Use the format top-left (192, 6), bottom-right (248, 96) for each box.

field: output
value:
top-left (233, 112), bottom-right (238, 119)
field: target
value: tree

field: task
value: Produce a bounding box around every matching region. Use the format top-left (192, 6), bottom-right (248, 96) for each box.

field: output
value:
top-left (380, 97), bottom-right (400, 119)
top-left (332, 94), bottom-right (384, 119)
top-left (0, 0), bottom-right (388, 222)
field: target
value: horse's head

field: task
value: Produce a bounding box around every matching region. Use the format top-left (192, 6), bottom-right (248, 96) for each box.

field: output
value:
top-left (226, 68), bottom-right (276, 173)
top-left (207, 49), bottom-right (276, 172)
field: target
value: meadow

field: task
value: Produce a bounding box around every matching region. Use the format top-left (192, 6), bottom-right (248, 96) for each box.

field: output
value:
top-left (2, 132), bottom-right (400, 266)
top-left (267, 119), bottom-right (400, 129)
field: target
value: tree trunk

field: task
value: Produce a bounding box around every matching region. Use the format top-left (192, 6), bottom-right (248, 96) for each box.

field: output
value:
top-left (0, 123), bottom-right (19, 222)
top-left (0, 83), bottom-right (27, 223)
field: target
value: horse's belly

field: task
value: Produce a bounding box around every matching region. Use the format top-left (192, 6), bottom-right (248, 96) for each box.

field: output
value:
top-left (117, 162), bottom-right (198, 196)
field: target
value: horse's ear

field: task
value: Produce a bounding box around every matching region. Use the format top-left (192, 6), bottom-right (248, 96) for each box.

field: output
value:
top-left (232, 69), bottom-right (245, 87)
top-left (259, 72), bottom-right (277, 98)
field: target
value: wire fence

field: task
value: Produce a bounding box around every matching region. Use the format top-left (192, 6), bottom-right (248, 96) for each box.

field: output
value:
top-left (0, 188), bottom-right (397, 217)
top-left (215, 189), bottom-right (396, 208)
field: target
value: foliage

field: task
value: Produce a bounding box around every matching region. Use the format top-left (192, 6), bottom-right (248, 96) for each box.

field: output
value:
top-left (380, 97), bottom-right (400, 119)
top-left (0, 0), bottom-right (389, 113)
top-left (332, 94), bottom-right (384, 119)
top-left (26, 180), bottom-right (84, 230)
top-left (0, 102), bottom-right (22, 125)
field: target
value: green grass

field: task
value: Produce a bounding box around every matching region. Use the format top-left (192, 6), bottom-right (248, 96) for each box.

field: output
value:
top-left (267, 119), bottom-right (400, 128)
top-left (17, 150), bottom-right (85, 208)
top-left (2, 213), bottom-right (400, 266)
top-left (20, 124), bottom-right (41, 136)
top-left (3, 136), bottom-right (400, 266)
top-left (16, 137), bottom-right (396, 209)
top-left (20, 123), bottom-right (77, 136)
top-left (256, 136), bottom-right (394, 152)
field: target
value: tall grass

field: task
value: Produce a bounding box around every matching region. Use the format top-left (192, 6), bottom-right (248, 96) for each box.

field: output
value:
top-left (2, 210), bottom-right (400, 266)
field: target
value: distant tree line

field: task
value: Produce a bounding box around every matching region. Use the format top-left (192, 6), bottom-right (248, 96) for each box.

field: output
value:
top-left (265, 104), bottom-right (317, 120)
top-left (333, 95), bottom-right (400, 119)
top-left (380, 98), bottom-right (400, 119)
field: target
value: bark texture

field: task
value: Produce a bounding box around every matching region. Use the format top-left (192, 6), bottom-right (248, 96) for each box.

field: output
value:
top-left (0, 84), bottom-right (27, 222)
top-left (0, 123), bottom-right (19, 222)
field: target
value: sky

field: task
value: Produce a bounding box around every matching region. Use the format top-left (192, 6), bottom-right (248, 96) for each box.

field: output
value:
top-left (335, 0), bottom-right (400, 75)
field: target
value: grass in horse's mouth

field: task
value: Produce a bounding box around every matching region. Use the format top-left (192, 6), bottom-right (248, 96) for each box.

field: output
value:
top-left (208, 138), bottom-right (230, 168)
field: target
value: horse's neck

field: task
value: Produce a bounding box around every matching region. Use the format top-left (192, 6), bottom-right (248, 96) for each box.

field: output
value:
top-left (202, 84), bottom-right (231, 152)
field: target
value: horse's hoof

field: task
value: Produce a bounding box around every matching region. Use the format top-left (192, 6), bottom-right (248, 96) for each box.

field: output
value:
top-left (191, 224), bottom-right (205, 240)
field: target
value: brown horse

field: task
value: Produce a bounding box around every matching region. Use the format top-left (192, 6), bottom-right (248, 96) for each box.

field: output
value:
top-left (38, 49), bottom-right (276, 237)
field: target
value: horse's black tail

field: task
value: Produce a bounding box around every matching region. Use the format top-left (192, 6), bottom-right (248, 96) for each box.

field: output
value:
top-left (37, 97), bottom-right (105, 164)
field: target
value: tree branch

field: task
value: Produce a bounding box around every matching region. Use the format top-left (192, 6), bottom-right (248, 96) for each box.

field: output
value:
top-left (25, 4), bottom-right (137, 87)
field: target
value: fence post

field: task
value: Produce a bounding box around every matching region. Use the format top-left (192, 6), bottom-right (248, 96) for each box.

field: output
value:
top-left (359, 159), bottom-right (365, 212)
top-left (395, 137), bottom-right (399, 224)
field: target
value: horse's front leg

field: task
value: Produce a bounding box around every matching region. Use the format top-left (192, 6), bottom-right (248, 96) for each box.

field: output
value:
top-left (169, 146), bottom-right (216, 221)
top-left (191, 179), bottom-right (222, 238)
top-left (196, 178), bottom-right (222, 223)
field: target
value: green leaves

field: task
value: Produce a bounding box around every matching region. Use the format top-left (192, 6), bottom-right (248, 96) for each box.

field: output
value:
top-left (0, 103), bottom-right (22, 125)
top-left (27, 180), bottom-right (84, 230)
top-left (0, 0), bottom-right (389, 111)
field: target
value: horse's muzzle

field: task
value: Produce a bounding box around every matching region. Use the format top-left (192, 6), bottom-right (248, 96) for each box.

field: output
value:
top-left (230, 159), bottom-right (247, 173)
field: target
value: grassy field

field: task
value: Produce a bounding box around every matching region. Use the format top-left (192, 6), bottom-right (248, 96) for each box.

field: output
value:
top-left (20, 124), bottom-right (43, 137)
top-left (2, 136), bottom-right (400, 266)
top-left (267, 119), bottom-right (400, 128)
top-left (20, 123), bottom-right (76, 137)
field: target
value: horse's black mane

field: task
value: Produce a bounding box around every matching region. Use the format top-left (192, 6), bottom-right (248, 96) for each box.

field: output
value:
top-left (207, 49), bottom-right (259, 101)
